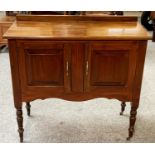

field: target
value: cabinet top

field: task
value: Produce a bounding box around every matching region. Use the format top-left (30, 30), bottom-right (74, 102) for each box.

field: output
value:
top-left (3, 15), bottom-right (152, 40)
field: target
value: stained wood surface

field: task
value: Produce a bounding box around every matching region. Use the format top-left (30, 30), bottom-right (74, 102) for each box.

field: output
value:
top-left (3, 15), bottom-right (152, 40)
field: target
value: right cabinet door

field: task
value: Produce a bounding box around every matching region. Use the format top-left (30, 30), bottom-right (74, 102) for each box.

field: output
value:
top-left (85, 41), bottom-right (138, 98)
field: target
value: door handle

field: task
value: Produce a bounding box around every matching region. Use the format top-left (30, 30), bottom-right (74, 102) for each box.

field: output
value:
top-left (66, 61), bottom-right (69, 76)
top-left (86, 61), bottom-right (89, 76)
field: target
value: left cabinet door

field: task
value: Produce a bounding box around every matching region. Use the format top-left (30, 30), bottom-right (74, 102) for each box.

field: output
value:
top-left (17, 40), bottom-right (71, 100)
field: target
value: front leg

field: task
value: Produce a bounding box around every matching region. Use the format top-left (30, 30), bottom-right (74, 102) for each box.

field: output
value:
top-left (127, 103), bottom-right (138, 140)
top-left (120, 101), bottom-right (126, 115)
top-left (16, 108), bottom-right (24, 142)
top-left (26, 102), bottom-right (31, 116)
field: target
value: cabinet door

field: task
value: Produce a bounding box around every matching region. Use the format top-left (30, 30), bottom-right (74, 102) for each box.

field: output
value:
top-left (17, 40), bottom-right (71, 100)
top-left (85, 41), bottom-right (138, 98)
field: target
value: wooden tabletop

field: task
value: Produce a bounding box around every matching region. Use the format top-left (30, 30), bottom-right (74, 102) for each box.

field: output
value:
top-left (3, 15), bottom-right (152, 40)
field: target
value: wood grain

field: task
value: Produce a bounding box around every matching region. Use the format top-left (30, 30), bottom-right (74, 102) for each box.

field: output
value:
top-left (3, 15), bottom-right (152, 40)
top-left (16, 15), bottom-right (137, 22)
top-left (71, 43), bottom-right (85, 92)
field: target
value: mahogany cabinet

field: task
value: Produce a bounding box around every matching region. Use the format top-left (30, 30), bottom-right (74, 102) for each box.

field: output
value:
top-left (4, 15), bottom-right (151, 142)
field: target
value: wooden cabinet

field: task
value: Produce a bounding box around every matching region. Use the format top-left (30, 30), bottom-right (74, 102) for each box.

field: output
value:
top-left (4, 15), bottom-right (151, 142)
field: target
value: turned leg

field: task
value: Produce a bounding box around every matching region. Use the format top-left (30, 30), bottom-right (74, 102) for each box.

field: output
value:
top-left (16, 108), bottom-right (24, 142)
top-left (127, 104), bottom-right (138, 140)
top-left (120, 101), bottom-right (126, 115)
top-left (26, 102), bottom-right (31, 116)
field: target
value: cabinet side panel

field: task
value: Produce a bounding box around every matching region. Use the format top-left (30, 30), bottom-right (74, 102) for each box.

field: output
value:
top-left (8, 39), bottom-right (22, 108)
top-left (132, 41), bottom-right (147, 105)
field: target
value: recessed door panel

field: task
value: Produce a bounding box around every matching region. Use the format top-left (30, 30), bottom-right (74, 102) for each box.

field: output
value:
top-left (91, 50), bottom-right (129, 86)
top-left (17, 40), bottom-right (71, 98)
top-left (26, 49), bottom-right (64, 86)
